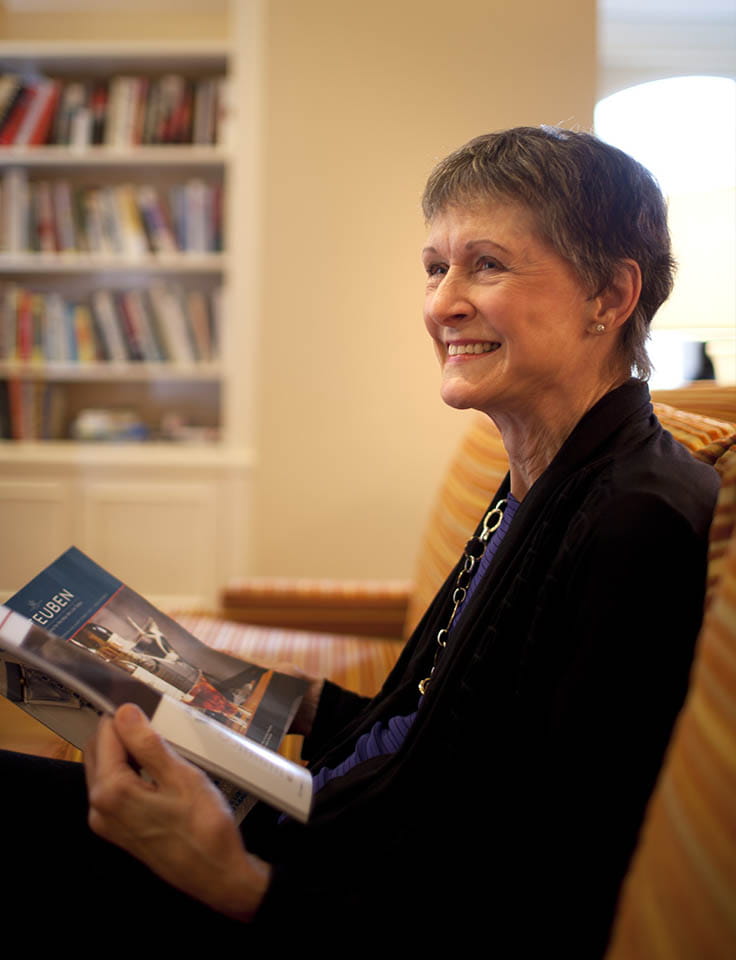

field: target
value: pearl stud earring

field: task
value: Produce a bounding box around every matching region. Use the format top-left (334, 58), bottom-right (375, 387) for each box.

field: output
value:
top-left (593, 323), bottom-right (606, 334)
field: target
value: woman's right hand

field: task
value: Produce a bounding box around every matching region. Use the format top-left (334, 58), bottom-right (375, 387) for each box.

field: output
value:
top-left (85, 704), bottom-right (271, 922)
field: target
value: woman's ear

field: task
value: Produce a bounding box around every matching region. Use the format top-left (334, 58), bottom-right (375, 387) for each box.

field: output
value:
top-left (591, 259), bottom-right (642, 333)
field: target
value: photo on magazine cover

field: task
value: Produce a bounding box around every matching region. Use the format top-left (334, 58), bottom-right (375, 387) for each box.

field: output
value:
top-left (69, 586), bottom-right (274, 739)
top-left (17, 620), bottom-right (162, 718)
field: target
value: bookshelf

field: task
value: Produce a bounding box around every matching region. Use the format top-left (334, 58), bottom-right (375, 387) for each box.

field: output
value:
top-left (0, 43), bottom-right (229, 442)
top-left (0, 30), bottom-right (258, 608)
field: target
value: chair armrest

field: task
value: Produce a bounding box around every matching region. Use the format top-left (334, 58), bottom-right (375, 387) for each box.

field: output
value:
top-left (0, 697), bottom-right (82, 762)
top-left (220, 577), bottom-right (412, 639)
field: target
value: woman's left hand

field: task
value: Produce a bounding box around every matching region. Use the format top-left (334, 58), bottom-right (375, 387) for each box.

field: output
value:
top-left (84, 703), bottom-right (271, 921)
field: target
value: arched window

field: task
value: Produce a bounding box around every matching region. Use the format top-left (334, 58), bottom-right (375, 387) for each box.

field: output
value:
top-left (595, 76), bottom-right (735, 386)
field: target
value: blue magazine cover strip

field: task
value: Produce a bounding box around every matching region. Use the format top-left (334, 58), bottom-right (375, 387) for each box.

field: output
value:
top-left (6, 547), bottom-right (122, 639)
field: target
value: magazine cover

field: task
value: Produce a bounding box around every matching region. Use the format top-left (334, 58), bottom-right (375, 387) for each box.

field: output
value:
top-left (0, 605), bottom-right (313, 822)
top-left (4, 546), bottom-right (306, 752)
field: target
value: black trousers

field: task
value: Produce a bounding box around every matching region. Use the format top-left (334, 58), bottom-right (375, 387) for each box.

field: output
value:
top-left (1, 750), bottom-right (259, 946)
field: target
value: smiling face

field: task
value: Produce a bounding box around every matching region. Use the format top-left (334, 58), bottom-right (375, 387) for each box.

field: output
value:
top-left (422, 202), bottom-right (619, 425)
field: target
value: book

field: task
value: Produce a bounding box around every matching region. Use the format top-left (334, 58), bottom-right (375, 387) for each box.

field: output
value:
top-left (91, 289), bottom-right (128, 362)
top-left (187, 288), bottom-right (214, 361)
top-left (119, 288), bottom-right (164, 363)
top-left (13, 77), bottom-right (59, 146)
top-left (51, 180), bottom-right (77, 253)
top-left (53, 79), bottom-right (87, 146)
top-left (149, 283), bottom-right (197, 363)
top-left (1, 168), bottom-right (29, 252)
top-left (0, 80), bottom-right (36, 145)
top-left (136, 185), bottom-right (178, 254)
top-left (34, 180), bottom-right (58, 253)
top-left (1, 547), bottom-right (313, 823)
top-left (0, 75), bottom-right (23, 133)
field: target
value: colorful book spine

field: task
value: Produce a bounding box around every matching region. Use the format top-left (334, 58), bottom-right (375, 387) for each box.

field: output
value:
top-left (13, 78), bottom-right (60, 146)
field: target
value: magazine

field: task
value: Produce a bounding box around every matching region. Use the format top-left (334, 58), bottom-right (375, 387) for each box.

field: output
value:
top-left (0, 547), bottom-right (313, 823)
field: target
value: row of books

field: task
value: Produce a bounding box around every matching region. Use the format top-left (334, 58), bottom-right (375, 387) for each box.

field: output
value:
top-left (0, 73), bottom-right (225, 148)
top-left (0, 170), bottom-right (223, 255)
top-left (0, 378), bottom-right (220, 442)
top-left (0, 378), bottom-right (64, 441)
top-left (0, 283), bottom-right (221, 366)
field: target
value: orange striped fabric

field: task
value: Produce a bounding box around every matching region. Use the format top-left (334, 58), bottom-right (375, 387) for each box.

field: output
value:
top-left (220, 578), bottom-right (411, 638)
top-left (654, 403), bottom-right (736, 451)
top-left (222, 578), bottom-right (411, 600)
top-left (652, 382), bottom-right (736, 425)
top-left (605, 445), bottom-right (736, 960)
top-left (404, 400), bottom-right (736, 638)
top-left (693, 437), bottom-right (736, 607)
top-left (404, 414), bottom-right (508, 637)
top-left (176, 615), bottom-right (403, 700)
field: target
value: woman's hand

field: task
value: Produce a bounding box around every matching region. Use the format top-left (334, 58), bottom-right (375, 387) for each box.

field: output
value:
top-left (84, 703), bottom-right (271, 921)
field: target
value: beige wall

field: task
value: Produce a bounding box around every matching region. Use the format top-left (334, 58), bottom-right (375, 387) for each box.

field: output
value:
top-left (0, 1), bottom-right (229, 42)
top-left (0, 0), bottom-right (596, 583)
top-left (255, 0), bottom-right (596, 578)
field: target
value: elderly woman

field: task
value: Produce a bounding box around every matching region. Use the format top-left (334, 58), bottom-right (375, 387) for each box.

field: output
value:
top-left (4, 129), bottom-right (718, 953)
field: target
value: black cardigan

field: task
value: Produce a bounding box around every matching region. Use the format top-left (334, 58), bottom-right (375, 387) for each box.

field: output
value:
top-left (247, 380), bottom-right (719, 954)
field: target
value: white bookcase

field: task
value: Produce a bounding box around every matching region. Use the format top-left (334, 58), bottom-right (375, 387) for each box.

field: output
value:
top-left (0, 34), bottom-right (258, 608)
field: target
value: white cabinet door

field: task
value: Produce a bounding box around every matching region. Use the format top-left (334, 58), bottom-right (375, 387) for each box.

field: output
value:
top-left (81, 477), bottom-right (220, 608)
top-left (0, 477), bottom-right (74, 595)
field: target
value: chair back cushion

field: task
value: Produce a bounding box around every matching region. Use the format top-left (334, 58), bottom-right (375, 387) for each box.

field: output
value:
top-left (651, 381), bottom-right (736, 424)
top-left (693, 435), bottom-right (736, 606)
top-left (404, 392), bottom-right (736, 638)
top-left (605, 439), bottom-right (736, 959)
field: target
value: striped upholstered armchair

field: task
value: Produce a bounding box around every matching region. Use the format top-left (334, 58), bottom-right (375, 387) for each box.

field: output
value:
top-left (1, 384), bottom-right (735, 954)
top-left (605, 423), bottom-right (736, 960)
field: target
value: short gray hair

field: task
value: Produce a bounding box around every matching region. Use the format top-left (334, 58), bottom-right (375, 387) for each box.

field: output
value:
top-left (422, 127), bottom-right (676, 380)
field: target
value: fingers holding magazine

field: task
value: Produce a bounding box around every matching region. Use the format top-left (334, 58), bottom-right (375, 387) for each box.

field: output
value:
top-left (85, 703), bottom-right (272, 922)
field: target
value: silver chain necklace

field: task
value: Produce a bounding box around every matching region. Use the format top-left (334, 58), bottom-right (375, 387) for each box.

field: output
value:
top-left (418, 499), bottom-right (507, 695)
